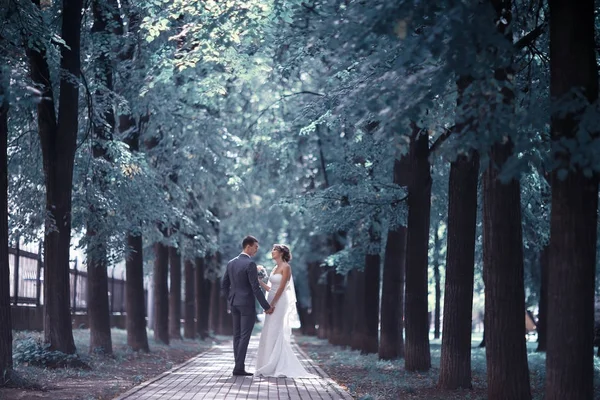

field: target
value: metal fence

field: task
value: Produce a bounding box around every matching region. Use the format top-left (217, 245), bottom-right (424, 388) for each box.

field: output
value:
top-left (8, 241), bottom-right (130, 314)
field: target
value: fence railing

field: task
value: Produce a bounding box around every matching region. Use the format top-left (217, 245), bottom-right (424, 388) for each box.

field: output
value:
top-left (8, 241), bottom-right (134, 314)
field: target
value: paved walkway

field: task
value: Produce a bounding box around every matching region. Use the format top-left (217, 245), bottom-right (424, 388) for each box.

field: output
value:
top-left (114, 334), bottom-right (353, 400)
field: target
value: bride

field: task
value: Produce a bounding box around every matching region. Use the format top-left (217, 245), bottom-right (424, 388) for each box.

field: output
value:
top-left (255, 244), bottom-right (314, 378)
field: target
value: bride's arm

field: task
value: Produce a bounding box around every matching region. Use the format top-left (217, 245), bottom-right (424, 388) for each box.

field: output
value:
top-left (258, 279), bottom-right (270, 291)
top-left (271, 265), bottom-right (291, 307)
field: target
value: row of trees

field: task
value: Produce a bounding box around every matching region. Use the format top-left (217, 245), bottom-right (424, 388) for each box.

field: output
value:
top-left (0, 2), bottom-right (598, 400)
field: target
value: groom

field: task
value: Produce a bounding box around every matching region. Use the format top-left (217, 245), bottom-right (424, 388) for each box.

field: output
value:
top-left (221, 235), bottom-right (274, 376)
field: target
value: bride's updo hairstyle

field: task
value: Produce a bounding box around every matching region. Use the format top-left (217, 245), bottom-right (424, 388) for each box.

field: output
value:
top-left (274, 244), bottom-right (292, 262)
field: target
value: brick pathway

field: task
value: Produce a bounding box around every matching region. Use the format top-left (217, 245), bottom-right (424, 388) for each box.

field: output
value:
top-left (114, 334), bottom-right (353, 399)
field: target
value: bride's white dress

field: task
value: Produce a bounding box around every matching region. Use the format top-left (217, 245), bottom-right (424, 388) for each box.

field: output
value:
top-left (255, 273), bottom-right (314, 378)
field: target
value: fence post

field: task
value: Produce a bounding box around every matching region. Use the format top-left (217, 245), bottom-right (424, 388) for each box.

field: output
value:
top-left (36, 241), bottom-right (42, 306)
top-left (13, 238), bottom-right (20, 306)
top-left (72, 258), bottom-right (78, 311)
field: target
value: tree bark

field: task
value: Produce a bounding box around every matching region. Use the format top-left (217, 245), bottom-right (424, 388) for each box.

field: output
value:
top-left (329, 271), bottom-right (346, 345)
top-left (341, 270), bottom-right (355, 347)
top-left (194, 256), bottom-right (209, 339)
top-left (0, 67), bottom-right (13, 384)
top-left (169, 246), bottom-right (182, 339)
top-left (433, 225), bottom-right (442, 340)
top-left (209, 278), bottom-right (220, 333)
top-left (483, 140), bottom-right (531, 400)
top-left (86, 0), bottom-right (126, 358)
top-left (404, 128), bottom-right (432, 371)
top-left (380, 225), bottom-right (407, 360)
top-left (380, 155), bottom-right (411, 360)
top-left (184, 259), bottom-right (195, 339)
top-left (546, 0), bottom-right (598, 398)
top-left (113, 0), bottom-right (148, 353)
top-left (536, 245), bottom-right (548, 352)
top-left (25, 0), bottom-right (82, 354)
top-left (87, 252), bottom-right (112, 354)
top-left (363, 252), bottom-right (380, 354)
top-left (125, 233), bottom-right (149, 351)
top-left (350, 269), bottom-right (367, 351)
top-left (317, 267), bottom-right (333, 340)
top-left (153, 242), bottom-right (169, 344)
top-left (438, 152), bottom-right (479, 389)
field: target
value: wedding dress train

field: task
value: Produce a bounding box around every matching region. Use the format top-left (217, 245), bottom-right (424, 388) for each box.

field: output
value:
top-left (255, 273), bottom-right (314, 378)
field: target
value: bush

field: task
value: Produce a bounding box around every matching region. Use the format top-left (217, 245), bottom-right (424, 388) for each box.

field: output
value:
top-left (13, 337), bottom-right (80, 368)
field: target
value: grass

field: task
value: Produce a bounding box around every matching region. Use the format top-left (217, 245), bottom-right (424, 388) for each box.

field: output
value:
top-left (5, 328), bottom-right (216, 400)
top-left (295, 332), bottom-right (600, 400)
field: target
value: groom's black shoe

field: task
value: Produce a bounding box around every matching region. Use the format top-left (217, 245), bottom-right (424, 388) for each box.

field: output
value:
top-left (233, 370), bottom-right (253, 376)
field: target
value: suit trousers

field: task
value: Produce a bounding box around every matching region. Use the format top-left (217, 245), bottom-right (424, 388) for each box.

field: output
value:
top-left (231, 304), bottom-right (255, 372)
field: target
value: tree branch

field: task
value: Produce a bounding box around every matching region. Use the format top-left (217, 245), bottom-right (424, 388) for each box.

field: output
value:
top-left (514, 20), bottom-right (548, 51)
top-left (244, 91), bottom-right (325, 137)
top-left (429, 125), bottom-right (454, 155)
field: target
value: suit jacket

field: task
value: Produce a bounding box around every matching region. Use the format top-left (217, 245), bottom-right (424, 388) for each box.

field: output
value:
top-left (221, 253), bottom-right (270, 311)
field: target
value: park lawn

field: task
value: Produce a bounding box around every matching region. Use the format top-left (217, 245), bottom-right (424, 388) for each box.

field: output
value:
top-left (296, 333), bottom-right (600, 400)
top-left (2, 328), bottom-right (217, 400)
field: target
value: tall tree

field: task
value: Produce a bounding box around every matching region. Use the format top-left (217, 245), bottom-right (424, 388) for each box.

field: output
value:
top-left (0, 66), bottom-right (13, 385)
top-left (26, 0), bottom-right (83, 354)
top-left (438, 140), bottom-right (479, 388)
top-left (118, 0), bottom-right (149, 353)
top-left (404, 127), bottom-right (432, 372)
top-left (536, 245), bottom-right (548, 352)
top-left (195, 256), bottom-right (209, 339)
top-left (153, 241), bottom-right (169, 344)
top-left (482, 1), bottom-right (531, 398)
top-left (380, 156), bottom-right (409, 360)
top-left (87, 0), bottom-right (124, 356)
top-left (432, 222), bottom-right (442, 340)
top-left (184, 258), bottom-right (195, 339)
top-left (169, 245), bottom-right (182, 339)
top-left (545, 0), bottom-right (598, 398)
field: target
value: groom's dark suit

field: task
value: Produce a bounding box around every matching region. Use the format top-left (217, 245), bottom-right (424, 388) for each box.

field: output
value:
top-left (221, 253), bottom-right (271, 374)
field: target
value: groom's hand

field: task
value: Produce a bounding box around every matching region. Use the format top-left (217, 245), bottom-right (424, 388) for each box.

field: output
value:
top-left (265, 306), bottom-right (275, 314)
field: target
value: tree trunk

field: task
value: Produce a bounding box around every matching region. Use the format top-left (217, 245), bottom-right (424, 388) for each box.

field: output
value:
top-left (25, 0), bottom-right (82, 354)
top-left (218, 289), bottom-right (233, 336)
top-left (115, 0), bottom-right (148, 353)
top-left (380, 226), bottom-right (407, 360)
top-left (483, 140), bottom-right (531, 400)
top-left (169, 246), bottom-right (182, 339)
top-left (317, 267), bottom-right (332, 340)
top-left (86, 0), bottom-right (125, 358)
top-left (125, 233), bottom-right (149, 351)
top-left (153, 242), bottom-right (169, 344)
top-left (195, 256), bottom-right (209, 339)
top-left (546, 0), bottom-right (598, 398)
top-left (536, 245), bottom-right (548, 352)
top-left (0, 68), bottom-right (13, 384)
top-left (184, 259), bottom-right (195, 339)
top-left (307, 262), bottom-right (322, 337)
top-left (209, 278), bottom-right (220, 333)
top-left (329, 271), bottom-right (346, 345)
top-left (380, 155), bottom-right (410, 360)
top-left (87, 251), bottom-right (112, 354)
top-left (341, 270), bottom-right (355, 347)
top-left (363, 253), bottom-right (380, 354)
top-left (404, 128), bottom-right (432, 372)
top-left (433, 226), bottom-right (442, 340)
top-left (350, 269), bottom-right (367, 351)
top-left (438, 152), bottom-right (479, 389)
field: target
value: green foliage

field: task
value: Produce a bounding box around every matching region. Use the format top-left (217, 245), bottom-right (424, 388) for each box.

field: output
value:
top-left (13, 338), bottom-right (80, 369)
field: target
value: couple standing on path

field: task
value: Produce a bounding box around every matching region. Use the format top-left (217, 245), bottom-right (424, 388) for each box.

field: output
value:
top-left (221, 235), bottom-right (314, 378)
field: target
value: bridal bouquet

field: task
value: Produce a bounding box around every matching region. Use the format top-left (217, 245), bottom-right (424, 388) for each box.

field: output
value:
top-left (257, 265), bottom-right (269, 283)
